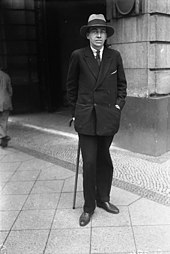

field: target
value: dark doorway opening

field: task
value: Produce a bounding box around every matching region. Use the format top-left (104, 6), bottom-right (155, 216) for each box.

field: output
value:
top-left (0, 0), bottom-right (106, 113)
top-left (40, 0), bottom-right (106, 112)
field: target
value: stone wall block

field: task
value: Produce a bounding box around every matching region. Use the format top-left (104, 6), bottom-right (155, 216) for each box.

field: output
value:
top-left (125, 69), bottom-right (156, 97)
top-left (110, 14), bottom-right (170, 44)
top-left (109, 14), bottom-right (149, 44)
top-left (148, 70), bottom-right (156, 95)
top-left (142, 0), bottom-right (154, 13)
top-left (149, 44), bottom-right (170, 69)
top-left (112, 42), bottom-right (148, 68)
top-left (150, 15), bottom-right (170, 41)
top-left (149, 0), bottom-right (170, 14)
top-left (155, 71), bottom-right (170, 94)
top-left (125, 68), bottom-right (149, 97)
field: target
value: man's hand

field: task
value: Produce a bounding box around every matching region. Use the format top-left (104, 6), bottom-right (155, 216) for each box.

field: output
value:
top-left (69, 117), bottom-right (75, 127)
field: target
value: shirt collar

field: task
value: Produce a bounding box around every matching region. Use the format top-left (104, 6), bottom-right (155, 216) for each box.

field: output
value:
top-left (90, 46), bottom-right (104, 57)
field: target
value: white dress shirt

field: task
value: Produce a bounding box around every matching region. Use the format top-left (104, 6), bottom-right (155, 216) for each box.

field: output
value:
top-left (90, 46), bottom-right (104, 61)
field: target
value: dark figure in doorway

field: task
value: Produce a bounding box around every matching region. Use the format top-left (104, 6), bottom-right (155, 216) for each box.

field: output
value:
top-left (0, 68), bottom-right (13, 148)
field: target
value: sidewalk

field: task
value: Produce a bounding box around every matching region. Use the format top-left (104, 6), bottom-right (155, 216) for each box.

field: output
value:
top-left (0, 110), bottom-right (170, 253)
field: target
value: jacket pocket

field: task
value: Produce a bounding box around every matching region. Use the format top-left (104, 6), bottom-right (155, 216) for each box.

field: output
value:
top-left (95, 104), bottom-right (121, 135)
top-left (74, 103), bottom-right (95, 133)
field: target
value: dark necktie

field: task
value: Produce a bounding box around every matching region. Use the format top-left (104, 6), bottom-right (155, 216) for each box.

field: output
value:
top-left (96, 50), bottom-right (100, 66)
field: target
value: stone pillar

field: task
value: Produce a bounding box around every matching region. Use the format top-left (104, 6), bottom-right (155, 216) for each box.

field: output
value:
top-left (106, 0), bottom-right (170, 156)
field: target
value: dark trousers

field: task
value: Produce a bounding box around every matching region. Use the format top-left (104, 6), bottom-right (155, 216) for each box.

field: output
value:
top-left (0, 110), bottom-right (9, 139)
top-left (78, 134), bottom-right (114, 213)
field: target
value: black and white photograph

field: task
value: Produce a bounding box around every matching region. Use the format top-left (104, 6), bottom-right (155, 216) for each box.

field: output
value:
top-left (0, 0), bottom-right (170, 253)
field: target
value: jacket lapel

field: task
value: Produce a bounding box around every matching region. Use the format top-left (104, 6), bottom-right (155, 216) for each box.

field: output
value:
top-left (83, 47), bottom-right (113, 87)
top-left (96, 47), bottom-right (112, 87)
top-left (83, 47), bottom-right (99, 80)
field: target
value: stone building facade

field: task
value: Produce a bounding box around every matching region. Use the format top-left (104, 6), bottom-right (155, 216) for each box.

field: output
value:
top-left (106, 0), bottom-right (170, 155)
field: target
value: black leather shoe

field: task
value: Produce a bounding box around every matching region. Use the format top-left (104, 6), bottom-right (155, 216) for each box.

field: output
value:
top-left (1, 136), bottom-right (11, 148)
top-left (1, 137), bottom-right (8, 148)
top-left (97, 201), bottom-right (119, 214)
top-left (5, 136), bottom-right (11, 141)
top-left (79, 211), bottom-right (94, 227)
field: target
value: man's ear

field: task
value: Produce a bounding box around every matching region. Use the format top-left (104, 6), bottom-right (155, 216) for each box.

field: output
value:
top-left (86, 33), bottom-right (89, 39)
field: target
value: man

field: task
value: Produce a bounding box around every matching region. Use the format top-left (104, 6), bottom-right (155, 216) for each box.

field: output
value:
top-left (0, 68), bottom-right (13, 148)
top-left (67, 14), bottom-right (127, 226)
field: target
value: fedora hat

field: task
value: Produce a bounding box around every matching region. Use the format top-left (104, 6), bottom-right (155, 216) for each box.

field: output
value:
top-left (80, 14), bottom-right (114, 38)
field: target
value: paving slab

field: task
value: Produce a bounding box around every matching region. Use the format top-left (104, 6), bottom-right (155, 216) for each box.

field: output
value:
top-left (0, 161), bottom-right (21, 172)
top-left (30, 179), bottom-right (64, 194)
top-left (0, 210), bottom-right (19, 230)
top-left (92, 206), bottom-right (130, 227)
top-left (52, 208), bottom-right (89, 229)
top-left (12, 209), bottom-right (55, 230)
top-left (129, 198), bottom-right (170, 225)
top-left (0, 194), bottom-right (28, 211)
top-left (37, 165), bottom-right (74, 180)
top-left (58, 191), bottom-right (84, 209)
top-left (133, 225), bottom-right (170, 252)
top-left (10, 169), bottom-right (40, 182)
top-left (1, 181), bottom-right (35, 195)
top-left (45, 228), bottom-right (91, 254)
top-left (17, 158), bottom-right (53, 171)
top-left (91, 226), bottom-right (136, 253)
top-left (22, 193), bottom-right (60, 210)
top-left (62, 174), bottom-right (83, 192)
top-left (5, 230), bottom-right (49, 254)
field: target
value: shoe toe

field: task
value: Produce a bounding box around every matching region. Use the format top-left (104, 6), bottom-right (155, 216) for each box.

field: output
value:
top-left (79, 219), bottom-right (87, 227)
top-left (79, 212), bottom-right (93, 227)
top-left (109, 203), bottom-right (119, 214)
top-left (97, 201), bottom-right (119, 214)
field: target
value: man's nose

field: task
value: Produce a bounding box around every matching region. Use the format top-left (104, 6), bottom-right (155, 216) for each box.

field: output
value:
top-left (96, 32), bottom-right (101, 37)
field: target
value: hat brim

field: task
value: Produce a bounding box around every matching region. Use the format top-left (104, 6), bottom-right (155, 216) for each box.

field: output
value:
top-left (80, 24), bottom-right (114, 38)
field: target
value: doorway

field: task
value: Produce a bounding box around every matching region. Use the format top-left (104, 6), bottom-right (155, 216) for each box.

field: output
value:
top-left (41, 0), bottom-right (106, 111)
top-left (0, 0), bottom-right (106, 113)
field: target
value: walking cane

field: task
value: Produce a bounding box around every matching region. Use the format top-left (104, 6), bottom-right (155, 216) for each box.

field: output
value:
top-left (73, 140), bottom-right (81, 209)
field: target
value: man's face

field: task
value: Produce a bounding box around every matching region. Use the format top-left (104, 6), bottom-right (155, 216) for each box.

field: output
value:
top-left (87, 27), bottom-right (107, 50)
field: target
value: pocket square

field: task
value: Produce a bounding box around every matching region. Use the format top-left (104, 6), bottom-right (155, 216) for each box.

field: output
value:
top-left (110, 70), bottom-right (117, 75)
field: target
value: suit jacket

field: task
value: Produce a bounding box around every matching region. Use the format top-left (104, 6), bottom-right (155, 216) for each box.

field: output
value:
top-left (66, 46), bottom-right (127, 136)
top-left (0, 70), bottom-right (13, 112)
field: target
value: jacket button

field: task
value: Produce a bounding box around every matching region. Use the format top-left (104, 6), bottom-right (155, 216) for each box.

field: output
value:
top-left (94, 103), bottom-right (97, 106)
